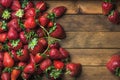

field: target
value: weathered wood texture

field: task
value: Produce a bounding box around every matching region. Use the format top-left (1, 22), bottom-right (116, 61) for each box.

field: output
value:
top-left (44, 1), bottom-right (120, 14)
top-left (57, 15), bottom-right (120, 32)
top-left (60, 32), bottom-right (120, 49)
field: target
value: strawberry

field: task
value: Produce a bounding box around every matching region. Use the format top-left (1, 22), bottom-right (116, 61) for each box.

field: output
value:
top-left (22, 1), bottom-right (34, 11)
top-left (49, 42), bottom-right (60, 49)
top-left (0, 21), bottom-right (7, 33)
top-left (50, 23), bottom-right (66, 39)
top-left (7, 28), bottom-right (19, 40)
top-left (102, 1), bottom-right (114, 15)
top-left (11, 50), bottom-right (19, 62)
top-left (39, 16), bottom-right (50, 27)
top-left (38, 38), bottom-right (48, 49)
top-left (23, 63), bottom-right (35, 74)
top-left (11, 11), bottom-right (18, 19)
top-left (106, 54), bottom-right (120, 76)
top-left (49, 48), bottom-right (62, 60)
top-left (19, 31), bottom-right (28, 44)
top-left (16, 49), bottom-right (29, 62)
top-left (24, 17), bottom-right (36, 29)
top-left (3, 52), bottom-right (14, 68)
top-left (66, 63), bottom-right (82, 77)
top-left (25, 8), bottom-right (36, 18)
top-left (52, 6), bottom-right (66, 18)
top-left (8, 40), bottom-right (22, 51)
top-left (0, 61), bottom-right (3, 69)
top-left (28, 38), bottom-right (44, 56)
top-left (18, 62), bottom-right (26, 68)
top-left (7, 18), bottom-right (21, 32)
top-left (59, 47), bottom-right (69, 59)
top-left (40, 58), bottom-right (52, 71)
top-left (48, 21), bottom-right (54, 28)
top-left (29, 54), bottom-right (35, 64)
top-left (0, 0), bottom-right (12, 8)
top-left (0, 6), bottom-right (3, 18)
top-left (37, 28), bottom-right (46, 38)
top-left (22, 72), bottom-right (31, 80)
top-left (0, 33), bottom-right (7, 43)
top-left (0, 52), bottom-right (4, 61)
top-left (11, 0), bottom-right (21, 11)
top-left (11, 69), bottom-right (21, 80)
top-left (34, 53), bottom-right (44, 64)
top-left (54, 60), bottom-right (64, 70)
top-left (36, 1), bottom-right (47, 12)
top-left (108, 10), bottom-right (120, 24)
top-left (1, 72), bottom-right (10, 80)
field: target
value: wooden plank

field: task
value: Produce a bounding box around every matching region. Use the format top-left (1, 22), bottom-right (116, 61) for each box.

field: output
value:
top-left (67, 49), bottom-right (120, 66)
top-left (57, 15), bottom-right (120, 32)
top-left (60, 32), bottom-right (120, 49)
top-left (42, 66), bottom-right (119, 80)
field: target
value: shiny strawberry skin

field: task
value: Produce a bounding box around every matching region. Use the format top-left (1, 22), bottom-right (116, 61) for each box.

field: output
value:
top-left (36, 1), bottom-right (47, 12)
top-left (40, 58), bottom-right (52, 71)
top-left (0, 0), bottom-right (12, 8)
top-left (11, 0), bottom-right (21, 11)
top-left (25, 8), bottom-right (36, 18)
top-left (59, 47), bottom-right (69, 59)
top-left (23, 63), bottom-right (35, 74)
top-left (24, 1), bottom-right (34, 11)
top-left (34, 54), bottom-right (44, 64)
top-left (102, 2), bottom-right (113, 15)
top-left (1, 72), bottom-right (11, 80)
top-left (107, 55), bottom-right (120, 74)
top-left (52, 6), bottom-right (66, 18)
top-left (0, 33), bottom-right (7, 43)
top-left (39, 16), bottom-right (50, 27)
top-left (54, 60), bottom-right (64, 69)
top-left (11, 69), bottom-right (21, 80)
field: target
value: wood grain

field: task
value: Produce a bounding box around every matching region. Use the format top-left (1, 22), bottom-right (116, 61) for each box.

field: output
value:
top-left (60, 32), bottom-right (120, 49)
top-left (57, 15), bottom-right (120, 32)
top-left (67, 49), bottom-right (120, 66)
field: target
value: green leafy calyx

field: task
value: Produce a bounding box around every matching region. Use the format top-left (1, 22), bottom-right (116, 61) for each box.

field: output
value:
top-left (22, 0), bottom-right (28, 8)
top-left (49, 23), bottom-right (57, 34)
top-left (17, 49), bottom-right (23, 56)
top-left (11, 40), bottom-right (20, 47)
top-left (15, 9), bottom-right (24, 18)
top-left (28, 38), bottom-right (38, 50)
top-left (2, 10), bottom-right (11, 19)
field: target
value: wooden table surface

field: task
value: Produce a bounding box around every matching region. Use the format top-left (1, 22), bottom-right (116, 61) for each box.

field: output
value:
top-left (43, 0), bottom-right (120, 80)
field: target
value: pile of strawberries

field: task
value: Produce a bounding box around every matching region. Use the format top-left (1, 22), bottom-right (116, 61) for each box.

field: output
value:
top-left (0, 0), bottom-right (82, 80)
top-left (102, 0), bottom-right (120, 24)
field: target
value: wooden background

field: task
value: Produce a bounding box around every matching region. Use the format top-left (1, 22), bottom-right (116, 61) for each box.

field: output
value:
top-left (44, 0), bottom-right (120, 80)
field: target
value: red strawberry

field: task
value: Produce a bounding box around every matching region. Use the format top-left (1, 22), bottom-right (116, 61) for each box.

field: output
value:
top-left (106, 54), bottom-right (120, 76)
top-left (29, 54), bottom-right (35, 64)
top-left (50, 23), bottom-right (66, 39)
top-left (25, 8), bottom-right (36, 18)
top-left (16, 49), bottom-right (29, 62)
top-left (23, 63), bottom-right (35, 74)
top-left (39, 16), bottom-right (50, 27)
top-left (11, 69), bottom-right (21, 80)
top-left (11, 0), bottom-right (21, 11)
top-left (37, 28), bottom-right (46, 38)
top-left (7, 18), bottom-right (21, 32)
top-left (8, 40), bottom-right (22, 51)
top-left (22, 72), bottom-right (31, 80)
top-left (108, 10), bottom-right (120, 24)
top-left (7, 28), bottom-right (19, 40)
top-left (36, 1), bottom-right (47, 12)
top-left (0, 21), bottom-right (7, 33)
top-left (19, 31), bottom-right (28, 44)
top-left (11, 11), bottom-right (18, 19)
top-left (0, 7), bottom-right (3, 18)
top-left (54, 60), bottom-right (64, 69)
top-left (28, 38), bottom-right (44, 56)
top-left (52, 6), bottom-right (66, 18)
top-left (38, 38), bottom-right (48, 49)
top-left (49, 42), bottom-right (60, 49)
top-left (49, 48), bottom-right (62, 60)
top-left (59, 47), bottom-right (69, 59)
top-left (40, 58), bottom-right (52, 71)
top-left (18, 62), bottom-right (26, 68)
top-left (3, 52), bottom-right (14, 68)
top-left (23, 1), bottom-right (34, 11)
top-left (102, 1), bottom-right (114, 15)
top-left (0, 52), bottom-right (4, 61)
top-left (1, 72), bottom-right (10, 80)
top-left (66, 63), bottom-right (82, 77)
top-left (0, 61), bottom-right (3, 69)
top-left (48, 21), bottom-right (54, 28)
top-left (24, 17), bottom-right (36, 29)
top-left (11, 50), bottom-right (19, 62)
top-left (0, 0), bottom-right (12, 8)
top-left (34, 53), bottom-right (44, 64)
top-left (0, 33), bottom-right (7, 43)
